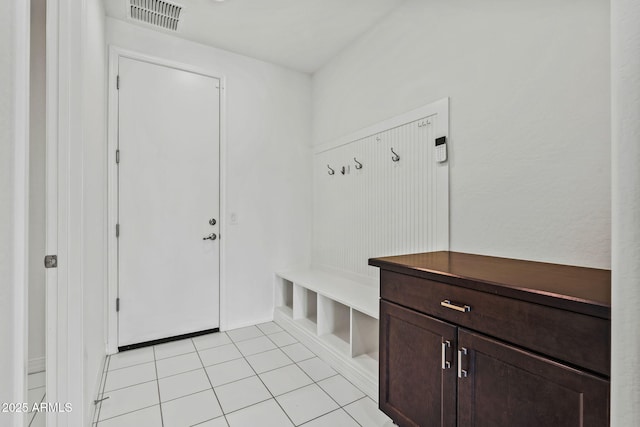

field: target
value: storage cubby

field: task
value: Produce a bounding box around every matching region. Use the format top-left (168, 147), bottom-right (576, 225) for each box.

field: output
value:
top-left (275, 276), bottom-right (294, 317)
top-left (351, 309), bottom-right (379, 376)
top-left (293, 285), bottom-right (318, 333)
top-left (318, 295), bottom-right (351, 355)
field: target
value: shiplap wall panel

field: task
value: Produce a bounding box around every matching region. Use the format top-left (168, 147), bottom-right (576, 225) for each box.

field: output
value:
top-left (313, 106), bottom-right (449, 281)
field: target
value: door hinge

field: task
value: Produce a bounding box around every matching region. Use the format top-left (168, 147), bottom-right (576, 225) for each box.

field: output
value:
top-left (116, 223), bottom-right (120, 237)
top-left (116, 75), bottom-right (120, 90)
top-left (44, 255), bottom-right (58, 269)
top-left (116, 298), bottom-right (120, 312)
top-left (116, 149), bottom-right (120, 164)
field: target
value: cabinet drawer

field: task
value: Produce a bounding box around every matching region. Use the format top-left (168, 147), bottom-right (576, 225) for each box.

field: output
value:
top-left (380, 270), bottom-right (610, 376)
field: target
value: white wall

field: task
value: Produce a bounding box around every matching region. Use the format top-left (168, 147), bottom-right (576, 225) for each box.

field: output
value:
top-left (312, 0), bottom-right (611, 269)
top-left (1, 0), bottom-right (29, 424)
top-left (28, 0), bottom-right (46, 374)
top-left (82, 0), bottom-right (108, 423)
top-left (106, 18), bottom-right (313, 329)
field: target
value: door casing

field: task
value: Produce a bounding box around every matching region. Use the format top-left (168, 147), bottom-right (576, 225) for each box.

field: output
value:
top-left (106, 47), bottom-right (228, 354)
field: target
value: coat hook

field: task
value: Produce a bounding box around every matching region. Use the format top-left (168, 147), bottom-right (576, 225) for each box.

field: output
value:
top-left (391, 147), bottom-right (400, 162)
top-left (354, 157), bottom-right (363, 170)
top-left (327, 164), bottom-right (335, 175)
top-left (341, 166), bottom-right (346, 175)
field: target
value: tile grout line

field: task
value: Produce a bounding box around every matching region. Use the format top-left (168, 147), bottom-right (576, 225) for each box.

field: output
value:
top-left (153, 346), bottom-right (166, 427)
top-left (220, 396), bottom-right (274, 418)
top-left (102, 378), bottom-right (158, 395)
top-left (96, 354), bottom-right (111, 425)
top-left (226, 331), bottom-right (299, 426)
top-left (94, 403), bottom-right (160, 424)
top-left (291, 352), bottom-right (368, 426)
top-left (153, 388), bottom-right (217, 407)
top-left (299, 353), bottom-right (371, 426)
top-left (327, 373), bottom-right (372, 427)
top-left (341, 395), bottom-right (375, 426)
top-left (27, 383), bottom-right (47, 427)
top-left (288, 359), bottom-right (361, 426)
top-left (191, 337), bottom-right (230, 426)
top-left (26, 374), bottom-right (37, 426)
top-left (298, 407), bottom-right (362, 427)
top-left (190, 415), bottom-right (228, 426)
top-left (108, 357), bottom-right (157, 372)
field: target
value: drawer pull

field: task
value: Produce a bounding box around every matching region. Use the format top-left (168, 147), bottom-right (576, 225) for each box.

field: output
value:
top-left (441, 340), bottom-right (451, 370)
top-left (458, 347), bottom-right (468, 378)
top-left (441, 300), bottom-right (471, 313)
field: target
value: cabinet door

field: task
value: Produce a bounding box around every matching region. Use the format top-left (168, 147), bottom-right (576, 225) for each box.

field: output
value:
top-left (457, 329), bottom-right (609, 427)
top-left (380, 300), bottom-right (457, 427)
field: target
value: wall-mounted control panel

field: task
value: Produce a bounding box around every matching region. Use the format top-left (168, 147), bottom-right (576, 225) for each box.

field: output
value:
top-left (435, 136), bottom-right (447, 163)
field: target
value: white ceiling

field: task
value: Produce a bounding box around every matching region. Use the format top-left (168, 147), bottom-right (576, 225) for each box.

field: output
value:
top-left (104, 0), bottom-right (405, 73)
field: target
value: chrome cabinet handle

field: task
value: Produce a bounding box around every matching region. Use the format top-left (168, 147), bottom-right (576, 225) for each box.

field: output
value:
top-left (441, 300), bottom-right (471, 313)
top-left (458, 347), bottom-right (468, 378)
top-left (203, 233), bottom-right (217, 241)
top-left (441, 340), bottom-right (451, 369)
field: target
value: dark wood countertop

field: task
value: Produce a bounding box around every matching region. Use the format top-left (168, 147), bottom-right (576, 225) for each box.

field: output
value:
top-left (369, 251), bottom-right (611, 319)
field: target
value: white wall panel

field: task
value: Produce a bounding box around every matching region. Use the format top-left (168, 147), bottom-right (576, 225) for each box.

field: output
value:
top-left (313, 106), bottom-right (448, 280)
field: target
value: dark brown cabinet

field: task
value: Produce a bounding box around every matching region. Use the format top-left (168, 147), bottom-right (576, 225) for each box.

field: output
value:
top-left (457, 329), bottom-right (609, 427)
top-left (380, 300), bottom-right (456, 427)
top-left (371, 251), bottom-right (611, 427)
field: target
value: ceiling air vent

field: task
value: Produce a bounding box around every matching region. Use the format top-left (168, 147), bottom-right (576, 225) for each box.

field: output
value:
top-left (130, 0), bottom-right (182, 31)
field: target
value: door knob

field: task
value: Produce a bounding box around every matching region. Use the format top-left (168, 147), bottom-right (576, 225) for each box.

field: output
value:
top-left (203, 233), bottom-right (217, 241)
top-left (209, 218), bottom-right (216, 226)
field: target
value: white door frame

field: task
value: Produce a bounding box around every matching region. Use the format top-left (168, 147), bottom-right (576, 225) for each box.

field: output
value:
top-left (107, 47), bottom-right (228, 354)
top-left (45, 0), bottom-right (84, 425)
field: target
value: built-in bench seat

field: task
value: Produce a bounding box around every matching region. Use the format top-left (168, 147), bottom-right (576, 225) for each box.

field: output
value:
top-left (273, 268), bottom-right (379, 399)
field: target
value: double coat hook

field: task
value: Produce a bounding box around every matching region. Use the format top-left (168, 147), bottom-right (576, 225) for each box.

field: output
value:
top-left (327, 164), bottom-right (335, 175)
top-left (354, 157), bottom-right (363, 169)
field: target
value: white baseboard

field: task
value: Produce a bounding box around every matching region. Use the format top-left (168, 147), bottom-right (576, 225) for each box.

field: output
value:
top-left (28, 357), bottom-right (46, 374)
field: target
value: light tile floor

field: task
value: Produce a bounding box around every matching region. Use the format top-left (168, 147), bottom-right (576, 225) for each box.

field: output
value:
top-left (94, 323), bottom-right (393, 426)
top-left (26, 371), bottom-right (46, 427)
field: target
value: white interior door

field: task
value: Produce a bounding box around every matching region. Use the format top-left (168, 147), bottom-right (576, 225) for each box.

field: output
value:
top-left (118, 57), bottom-right (220, 347)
